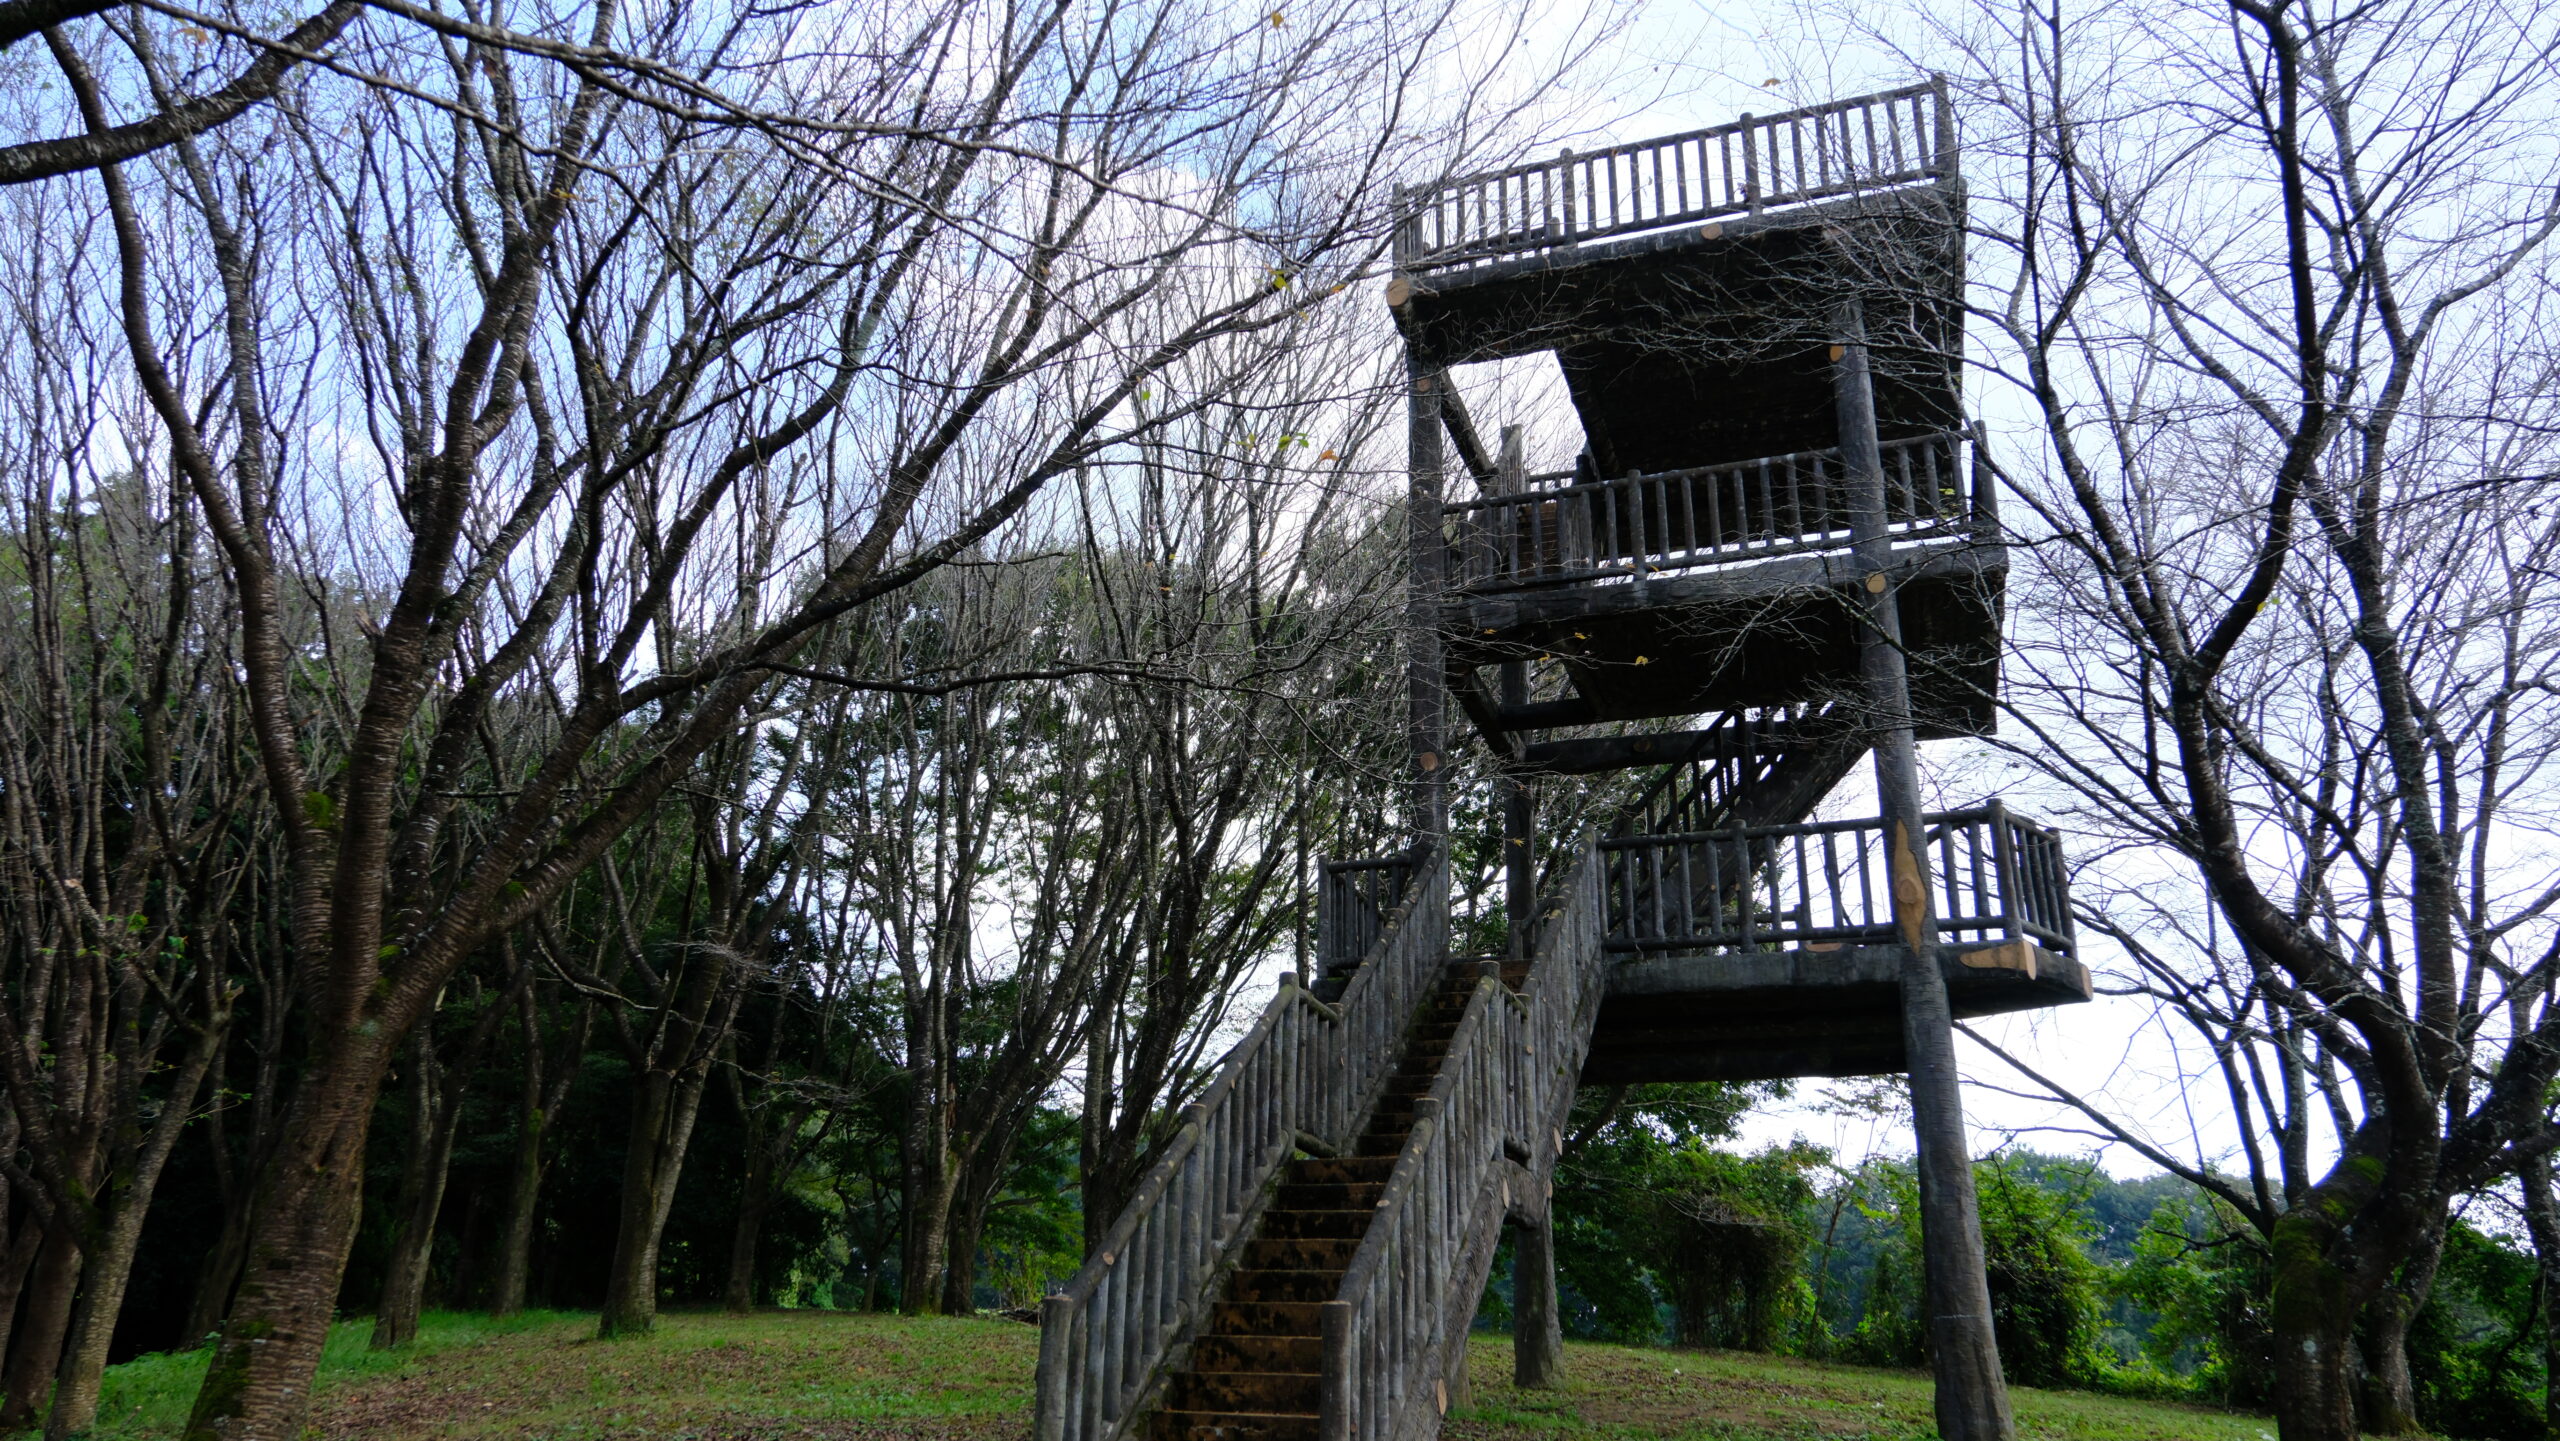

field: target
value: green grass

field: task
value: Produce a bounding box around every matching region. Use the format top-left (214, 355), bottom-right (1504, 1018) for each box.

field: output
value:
top-left (85, 1311), bottom-right (2286, 1441)
top-left (1445, 1336), bottom-right (2283, 1441)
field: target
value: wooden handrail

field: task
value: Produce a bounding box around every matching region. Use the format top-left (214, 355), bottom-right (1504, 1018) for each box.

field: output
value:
top-left (1319, 841), bottom-right (1610, 1441)
top-left (1441, 431), bottom-right (1975, 595)
top-left (1600, 805), bottom-right (2075, 958)
top-left (1394, 80), bottom-right (1953, 275)
top-left (1035, 846), bottom-right (1448, 1441)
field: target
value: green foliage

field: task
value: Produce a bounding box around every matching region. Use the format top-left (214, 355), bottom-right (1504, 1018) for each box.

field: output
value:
top-left (2113, 1194), bottom-right (2273, 1407)
top-left (1975, 1156), bottom-right (2109, 1388)
top-left (1840, 1156), bottom-right (2109, 1388)
top-left (1655, 1143), bottom-right (1822, 1351)
top-left (1543, 1081), bottom-right (1795, 1344)
top-left (2405, 1222), bottom-right (2546, 1441)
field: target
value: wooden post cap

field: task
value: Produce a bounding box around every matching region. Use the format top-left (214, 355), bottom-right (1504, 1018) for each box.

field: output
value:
top-left (1386, 276), bottom-right (1413, 307)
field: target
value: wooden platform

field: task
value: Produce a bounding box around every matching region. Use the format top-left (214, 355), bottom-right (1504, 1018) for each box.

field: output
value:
top-left (1445, 534), bottom-right (2003, 735)
top-left (1394, 189), bottom-right (1965, 478)
top-left (1583, 940), bottom-right (2088, 1083)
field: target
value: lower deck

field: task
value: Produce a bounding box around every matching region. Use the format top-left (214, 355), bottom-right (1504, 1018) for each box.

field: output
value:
top-left (1584, 940), bottom-right (2088, 1082)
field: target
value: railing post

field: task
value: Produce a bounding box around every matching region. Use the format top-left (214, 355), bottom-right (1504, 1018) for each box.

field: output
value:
top-left (1319, 1300), bottom-right (1353, 1441)
top-left (1985, 799), bottom-right (2020, 946)
top-left (1037, 1295), bottom-right (1072, 1441)
top-left (1931, 73), bottom-right (1958, 181)
top-left (1739, 115), bottom-right (1761, 214)
top-left (1968, 421), bottom-right (2000, 538)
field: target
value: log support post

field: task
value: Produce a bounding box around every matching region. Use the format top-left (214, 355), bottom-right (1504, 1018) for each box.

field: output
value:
top-left (1512, 1205), bottom-right (1564, 1387)
top-left (1496, 425), bottom-right (1536, 958)
top-left (1836, 297), bottom-right (2014, 1441)
top-left (1409, 362), bottom-right (1450, 846)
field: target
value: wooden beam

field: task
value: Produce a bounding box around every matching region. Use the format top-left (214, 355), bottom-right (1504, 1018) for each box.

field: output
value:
top-left (1439, 384), bottom-right (1498, 488)
top-left (1495, 696), bottom-right (1598, 731)
top-left (1518, 727), bottom-right (1759, 776)
top-left (1449, 669), bottom-right (1512, 753)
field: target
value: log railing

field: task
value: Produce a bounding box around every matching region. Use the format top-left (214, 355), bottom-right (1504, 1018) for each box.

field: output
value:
top-left (1444, 430), bottom-right (1982, 593)
top-left (1319, 840), bottom-right (1610, 1441)
top-left (1035, 848), bottom-right (1448, 1441)
top-left (1601, 802), bottom-right (2073, 958)
top-left (1393, 80), bottom-right (1953, 275)
top-left (1613, 706), bottom-right (1820, 840)
top-left (1317, 852), bottom-right (1423, 982)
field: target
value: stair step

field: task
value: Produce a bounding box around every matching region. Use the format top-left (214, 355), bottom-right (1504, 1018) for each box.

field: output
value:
top-left (1355, 1131), bottom-right (1410, 1156)
top-left (1241, 1237), bottom-right (1357, 1271)
top-left (1288, 1156), bottom-right (1393, 1185)
top-left (1208, 1301), bottom-right (1324, 1337)
top-left (1226, 1269), bottom-right (1343, 1303)
top-left (1275, 1181), bottom-right (1382, 1210)
top-left (1152, 1409), bottom-right (1317, 1441)
top-left (1258, 1209), bottom-right (1369, 1239)
top-left (1168, 1372), bottom-right (1322, 1414)
top-left (1190, 1335), bottom-right (1323, 1373)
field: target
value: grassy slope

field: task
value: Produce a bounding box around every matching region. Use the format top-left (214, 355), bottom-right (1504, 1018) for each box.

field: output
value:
top-left (85, 1311), bottom-right (2281, 1441)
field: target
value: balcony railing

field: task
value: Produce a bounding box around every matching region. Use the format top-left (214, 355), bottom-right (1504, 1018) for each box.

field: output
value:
top-left (1444, 429), bottom-right (1983, 593)
top-left (1394, 80), bottom-right (1953, 276)
top-left (1600, 802), bottom-right (2073, 959)
top-left (1316, 852), bottom-right (1422, 980)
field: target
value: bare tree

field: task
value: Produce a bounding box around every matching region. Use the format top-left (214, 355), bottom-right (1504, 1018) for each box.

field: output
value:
top-left (1927, 1), bottom-right (2560, 1434)
top-left (0, 206), bottom-right (260, 1435)
top-left (6, 0), bottom-right (1577, 1430)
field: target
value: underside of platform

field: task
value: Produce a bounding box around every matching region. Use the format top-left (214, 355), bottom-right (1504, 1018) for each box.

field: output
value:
top-left (1395, 191), bottom-right (1965, 480)
top-left (1583, 941), bottom-right (2089, 1083)
top-left (1446, 536), bottom-right (2004, 736)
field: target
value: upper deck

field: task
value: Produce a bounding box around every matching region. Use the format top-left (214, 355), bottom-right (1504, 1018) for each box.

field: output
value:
top-left (1392, 82), bottom-right (1955, 281)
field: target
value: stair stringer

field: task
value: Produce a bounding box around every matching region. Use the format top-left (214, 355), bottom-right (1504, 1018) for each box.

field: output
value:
top-left (1318, 841), bottom-right (1611, 1441)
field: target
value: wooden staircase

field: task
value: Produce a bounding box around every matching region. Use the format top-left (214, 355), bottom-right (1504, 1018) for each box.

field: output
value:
top-left (1152, 963), bottom-right (1499, 1441)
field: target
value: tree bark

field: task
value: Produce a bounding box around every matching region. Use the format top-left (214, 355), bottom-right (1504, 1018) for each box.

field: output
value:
top-left (3, 1228), bottom-right (83, 1427)
top-left (371, 1035), bottom-right (454, 1350)
top-left (186, 1200), bottom-right (253, 1347)
top-left (1512, 1212), bottom-right (1562, 1387)
top-left (598, 1032), bottom-right (722, 1337)
top-left (2519, 1156), bottom-right (2560, 1439)
top-left (2270, 1208), bottom-right (2364, 1441)
top-left (900, 1098), bottom-right (955, 1316)
top-left (722, 1139), bottom-right (776, 1314)
top-left (0, 1214), bottom-right (46, 1378)
top-left (180, 1061), bottom-right (379, 1441)
top-left (491, 1097), bottom-right (548, 1317)
top-left (599, 1070), bottom-right (676, 1337)
top-left (2355, 1227), bottom-right (2442, 1435)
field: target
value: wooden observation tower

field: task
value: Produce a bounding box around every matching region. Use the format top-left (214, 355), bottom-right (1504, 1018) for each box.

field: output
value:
top-left (1035, 80), bottom-right (2085, 1441)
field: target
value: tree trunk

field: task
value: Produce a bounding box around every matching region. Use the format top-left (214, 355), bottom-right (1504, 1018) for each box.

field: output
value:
top-left (1512, 1211), bottom-right (1562, 1387)
top-left (598, 1049), bottom-right (718, 1338)
top-left (2356, 1227), bottom-right (2442, 1435)
top-left (941, 1113), bottom-right (1028, 1316)
top-left (900, 1090), bottom-right (955, 1316)
top-left (599, 1070), bottom-right (677, 1338)
top-left (372, 1038), bottom-right (459, 1350)
top-left (722, 1139), bottom-right (776, 1314)
top-left (3, 1228), bottom-right (84, 1427)
top-left (0, 1216), bottom-right (47, 1377)
top-left (2270, 1209), bottom-right (2364, 1441)
top-left (941, 1184), bottom-right (986, 1316)
top-left (185, 1202), bottom-right (253, 1347)
top-left (490, 1102), bottom-right (548, 1317)
top-left (2520, 1156), bottom-right (2560, 1439)
top-left (180, 1066), bottom-right (379, 1441)
top-left (46, 1186), bottom-right (167, 1437)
